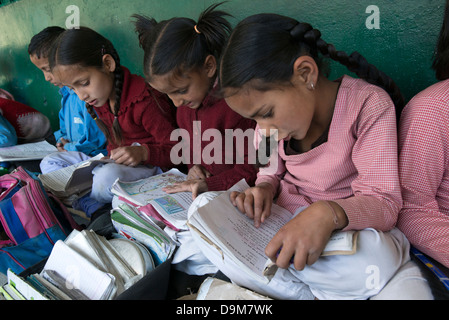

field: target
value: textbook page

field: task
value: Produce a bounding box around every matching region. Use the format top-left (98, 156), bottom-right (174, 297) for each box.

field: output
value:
top-left (38, 154), bottom-right (111, 196)
top-left (0, 140), bottom-right (57, 161)
top-left (190, 192), bottom-right (292, 283)
top-left (148, 191), bottom-right (193, 230)
top-left (189, 192), bottom-right (357, 282)
top-left (111, 169), bottom-right (191, 230)
top-left (111, 169), bottom-right (187, 207)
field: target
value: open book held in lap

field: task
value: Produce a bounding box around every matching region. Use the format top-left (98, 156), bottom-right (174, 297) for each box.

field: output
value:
top-left (38, 154), bottom-right (113, 199)
top-left (188, 191), bottom-right (358, 284)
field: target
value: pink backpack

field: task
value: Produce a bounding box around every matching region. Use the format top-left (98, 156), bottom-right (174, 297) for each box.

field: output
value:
top-left (0, 167), bottom-right (81, 273)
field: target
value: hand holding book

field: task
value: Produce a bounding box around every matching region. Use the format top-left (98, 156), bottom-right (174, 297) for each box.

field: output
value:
top-left (188, 186), bottom-right (358, 284)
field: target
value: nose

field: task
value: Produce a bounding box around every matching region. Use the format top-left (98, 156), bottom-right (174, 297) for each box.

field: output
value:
top-left (169, 95), bottom-right (184, 108)
top-left (257, 124), bottom-right (280, 142)
top-left (74, 89), bottom-right (88, 102)
top-left (44, 73), bottom-right (53, 82)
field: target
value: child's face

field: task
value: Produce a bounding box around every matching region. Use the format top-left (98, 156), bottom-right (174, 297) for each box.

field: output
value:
top-left (52, 64), bottom-right (115, 108)
top-left (29, 55), bottom-right (62, 87)
top-left (225, 84), bottom-right (315, 142)
top-left (148, 55), bottom-right (217, 109)
top-left (149, 70), bottom-right (211, 109)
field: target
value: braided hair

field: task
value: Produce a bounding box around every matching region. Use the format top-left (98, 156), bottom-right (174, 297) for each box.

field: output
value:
top-left (220, 13), bottom-right (405, 166)
top-left (48, 27), bottom-right (125, 145)
top-left (132, 2), bottom-right (232, 81)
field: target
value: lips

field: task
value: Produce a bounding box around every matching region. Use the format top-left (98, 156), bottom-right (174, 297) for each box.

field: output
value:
top-left (276, 134), bottom-right (291, 142)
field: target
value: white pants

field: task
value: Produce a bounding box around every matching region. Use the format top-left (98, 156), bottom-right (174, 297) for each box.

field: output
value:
top-left (40, 151), bottom-right (90, 174)
top-left (91, 163), bottom-right (162, 203)
top-left (40, 151), bottom-right (162, 204)
top-left (166, 227), bottom-right (219, 276)
top-left (187, 192), bottom-right (433, 300)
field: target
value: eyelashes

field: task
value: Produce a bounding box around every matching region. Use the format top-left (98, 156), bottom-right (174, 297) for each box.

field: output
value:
top-left (262, 109), bottom-right (273, 119)
top-left (176, 87), bottom-right (188, 95)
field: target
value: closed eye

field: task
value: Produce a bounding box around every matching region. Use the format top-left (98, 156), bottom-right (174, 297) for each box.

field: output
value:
top-left (177, 87), bottom-right (188, 95)
top-left (262, 109), bottom-right (273, 119)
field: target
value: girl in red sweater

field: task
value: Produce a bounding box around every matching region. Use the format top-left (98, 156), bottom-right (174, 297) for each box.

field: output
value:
top-left (48, 27), bottom-right (177, 204)
top-left (133, 2), bottom-right (257, 199)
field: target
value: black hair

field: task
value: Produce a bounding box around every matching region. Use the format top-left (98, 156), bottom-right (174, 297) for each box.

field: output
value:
top-left (132, 2), bottom-right (232, 81)
top-left (28, 26), bottom-right (65, 59)
top-left (48, 27), bottom-right (125, 145)
top-left (432, 0), bottom-right (449, 81)
top-left (221, 13), bottom-right (404, 111)
top-left (220, 14), bottom-right (405, 167)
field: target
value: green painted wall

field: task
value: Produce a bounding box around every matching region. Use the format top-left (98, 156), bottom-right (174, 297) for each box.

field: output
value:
top-left (0, 0), bottom-right (445, 130)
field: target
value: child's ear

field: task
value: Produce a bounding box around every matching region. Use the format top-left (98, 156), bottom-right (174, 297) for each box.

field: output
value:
top-left (102, 54), bottom-right (117, 73)
top-left (292, 56), bottom-right (318, 90)
top-left (204, 55), bottom-right (217, 78)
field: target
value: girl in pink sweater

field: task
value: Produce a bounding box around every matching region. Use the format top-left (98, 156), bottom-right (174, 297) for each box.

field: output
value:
top-left (397, 2), bottom-right (449, 270)
top-left (193, 13), bottom-right (432, 299)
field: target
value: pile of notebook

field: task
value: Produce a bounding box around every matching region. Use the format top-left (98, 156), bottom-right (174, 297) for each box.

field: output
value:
top-left (110, 203), bottom-right (177, 265)
top-left (1, 229), bottom-right (157, 300)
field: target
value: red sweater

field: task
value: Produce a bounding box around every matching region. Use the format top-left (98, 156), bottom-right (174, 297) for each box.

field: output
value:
top-left (95, 67), bottom-right (177, 168)
top-left (176, 89), bottom-right (257, 191)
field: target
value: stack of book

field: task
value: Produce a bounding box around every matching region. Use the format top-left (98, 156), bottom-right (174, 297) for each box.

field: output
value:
top-left (111, 203), bottom-right (177, 266)
top-left (0, 229), bottom-right (156, 300)
top-left (111, 168), bottom-right (193, 231)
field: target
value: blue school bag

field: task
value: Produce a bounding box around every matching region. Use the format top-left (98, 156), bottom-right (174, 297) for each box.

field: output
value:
top-left (0, 167), bottom-right (81, 274)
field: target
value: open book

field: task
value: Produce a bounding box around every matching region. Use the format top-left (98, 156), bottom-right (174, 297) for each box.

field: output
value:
top-left (111, 169), bottom-right (187, 207)
top-left (188, 192), bottom-right (358, 284)
top-left (111, 169), bottom-right (192, 230)
top-left (38, 154), bottom-right (113, 199)
top-left (0, 140), bottom-right (57, 161)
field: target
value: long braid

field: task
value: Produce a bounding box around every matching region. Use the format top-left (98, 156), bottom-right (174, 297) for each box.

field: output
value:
top-left (83, 46), bottom-right (124, 146)
top-left (110, 48), bottom-right (124, 146)
top-left (86, 103), bottom-right (111, 141)
top-left (290, 22), bottom-right (405, 119)
top-left (221, 14), bottom-right (405, 167)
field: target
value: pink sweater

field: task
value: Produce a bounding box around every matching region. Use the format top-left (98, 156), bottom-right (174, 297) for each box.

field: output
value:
top-left (256, 75), bottom-right (402, 232)
top-left (397, 79), bottom-right (449, 268)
